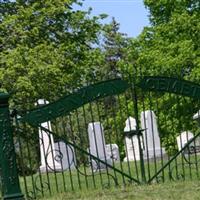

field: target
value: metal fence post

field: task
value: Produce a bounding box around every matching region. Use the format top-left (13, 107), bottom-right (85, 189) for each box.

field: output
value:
top-left (133, 97), bottom-right (146, 183)
top-left (0, 93), bottom-right (24, 200)
top-left (131, 78), bottom-right (146, 183)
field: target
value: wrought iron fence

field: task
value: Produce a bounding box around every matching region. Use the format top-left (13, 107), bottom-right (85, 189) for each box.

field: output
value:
top-left (0, 73), bottom-right (200, 199)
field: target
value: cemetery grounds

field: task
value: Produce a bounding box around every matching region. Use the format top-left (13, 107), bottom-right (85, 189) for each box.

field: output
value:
top-left (42, 180), bottom-right (200, 200)
top-left (1, 77), bottom-right (200, 200)
top-left (17, 160), bottom-right (200, 200)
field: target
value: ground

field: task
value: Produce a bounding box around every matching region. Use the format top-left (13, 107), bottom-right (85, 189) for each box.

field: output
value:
top-left (42, 180), bottom-right (200, 200)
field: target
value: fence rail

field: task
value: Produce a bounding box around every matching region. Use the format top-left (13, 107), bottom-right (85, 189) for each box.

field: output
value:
top-left (1, 75), bottom-right (200, 199)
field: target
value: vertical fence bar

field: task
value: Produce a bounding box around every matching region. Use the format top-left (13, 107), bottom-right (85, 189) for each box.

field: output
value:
top-left (130, 78), bottom-right (146, 183)
top-left (0, 93), bottom-right (24, 200)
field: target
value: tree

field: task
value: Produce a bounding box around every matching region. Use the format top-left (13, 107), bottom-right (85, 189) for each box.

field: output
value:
top-left (136, 0), bottom-right (200, 78)
top-left (144, 0), bottom-right (200, 25)
top-left (119, 0), bottom-right (200, 154)
top-left (93, 18), bottom-right (131, 159)
top-left (102, 17), bottom-right (129, 79)
top-left (0, 0), bottom-right (108, 173)
top-left (0, 0), bottom-right (106, 109)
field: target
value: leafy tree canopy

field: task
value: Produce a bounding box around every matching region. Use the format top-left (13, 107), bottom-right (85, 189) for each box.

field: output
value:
top-left (144, 0), bottom-right (200, 25)
top-left (121, 0), bottom-right (200, 81)
top-left (0, 0), bottom-right (106, 108)
top-left (117, 0), bottom-right (200, 154)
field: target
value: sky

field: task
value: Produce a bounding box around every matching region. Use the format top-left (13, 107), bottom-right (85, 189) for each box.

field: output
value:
top-left (75, 0), bottom-right (150, 37)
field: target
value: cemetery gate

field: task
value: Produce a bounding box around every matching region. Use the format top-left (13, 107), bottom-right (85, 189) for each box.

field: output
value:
top-left (0, 75), bottom-right (200, 199)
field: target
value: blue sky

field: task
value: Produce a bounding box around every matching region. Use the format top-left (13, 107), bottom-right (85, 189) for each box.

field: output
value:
top-left (77, 0), bottom-right (150, 37)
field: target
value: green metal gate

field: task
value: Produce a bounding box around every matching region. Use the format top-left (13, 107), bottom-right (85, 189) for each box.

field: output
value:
top-left (0, 75), bottom-right (200, 199)
top-left (138, 76), bottom-right (200, 183)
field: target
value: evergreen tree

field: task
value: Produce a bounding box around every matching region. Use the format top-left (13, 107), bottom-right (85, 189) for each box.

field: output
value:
top-left (102, 17), bottom-right (129, 79)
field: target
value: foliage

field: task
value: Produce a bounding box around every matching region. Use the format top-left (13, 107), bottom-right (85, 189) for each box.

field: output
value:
top-left (0, 0), bottom-right (108, 173)
top-left (1, 0), bottom-right (200, 169)
top-left (101, 17), bottom-right (129, 79)
top-left (144, 0), bottom-right (200, 25)
top-left (119, 0), bottom-right (200, 154)
top-left (0, 0), bottom-right (106, 109)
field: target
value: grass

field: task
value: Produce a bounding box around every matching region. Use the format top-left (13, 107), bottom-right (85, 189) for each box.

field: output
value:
top-left (17, 154), bottom-right (200, 199)
top-left (1, 154), bottom-right (199, 199)
top-left (40, 180), bottom-right (200, 200)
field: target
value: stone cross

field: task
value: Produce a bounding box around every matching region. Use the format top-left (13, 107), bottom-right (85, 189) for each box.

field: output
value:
top-left (123, 116), bottom-right (141, 161)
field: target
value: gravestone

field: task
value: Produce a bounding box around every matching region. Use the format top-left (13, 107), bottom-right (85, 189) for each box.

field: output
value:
top-left (38, 99), bottom-right (62, 173)
top-left (177, 131), bottom-right (200, 154)
top-left (54, 141), bottom-right (76, 170)
top-left (141, 110), bottom-right (165, 159)
top-left (176, 131), bottom-right (195, 152)
top-left (88, 122), bottom-right (111, 170)
top-left (123, 117), bottom-right (141, 161)
top-left (88, 144), bottom-right (119, 163)
top-left (193, 110), bottom-right (200, 126)
top-left (193, 110), bottom-right (200, 152)
top-left (106, 144), bottom-right (120, 161)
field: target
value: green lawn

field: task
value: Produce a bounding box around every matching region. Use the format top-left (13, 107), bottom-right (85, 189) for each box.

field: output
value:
top-left (17, 155), bottom-right (200, 199)
top-left (41, 180), bottom-right (200, 200)
top-left (1, 154), bottom-right (199, 199)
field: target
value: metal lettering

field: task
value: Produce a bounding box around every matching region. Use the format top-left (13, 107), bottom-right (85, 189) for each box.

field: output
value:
top-left (145, 78), bottom-right (157, 90)
top-left (158, 78), bottom-right (168, 91)
top-left (138, 76), bottom-right (200, 99)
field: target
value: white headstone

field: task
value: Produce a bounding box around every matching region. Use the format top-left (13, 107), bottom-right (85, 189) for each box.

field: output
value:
top-left (38, 99), bottom-right (62, 173)
top-left (193, 110), bottom-right (200, 120)
top-left (176, 131), bottom-right (194, 151)
top-left (88, 122), bottom-right (111, 170)
top-left (124, 117), bottom-right (141, 161)
top-left (54, 141), bottom-right (76, 170)
top-left (106, 144), bottom-right (120, 161)
top-left (193, 110), bottom-right (200, 125)
top-left (141, 110), bottom-right (165, 159)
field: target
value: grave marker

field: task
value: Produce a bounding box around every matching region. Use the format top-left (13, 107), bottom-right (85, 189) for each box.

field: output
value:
top-left (38, 99), bottom-right (62, 172)
top-left (88, 122), bottom-right (111, 170)
top-left (124, 117), bottom-right (141, 161)
top-left (141, 110), bottom-right (165, 159)
top-left (54, 141), bottom-right (76, 170)
top-left (177, 131), bottom-right (194, 152)
top-left (106, 144), bottom-right (120, 161)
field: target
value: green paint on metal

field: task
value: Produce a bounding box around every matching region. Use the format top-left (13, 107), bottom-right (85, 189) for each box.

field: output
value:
top-left (39, 125), bottom-right (141, 185)
top-left (131, 85), bottom-right (146, 183)
top-left (138, 76), bottom-right (200, 99)
top-left (20, 79), bottom-right (130, 125)
top-left (0, 93), bottom-right (24, 200)
top-left (147, 130), bottom-right (200, 183)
